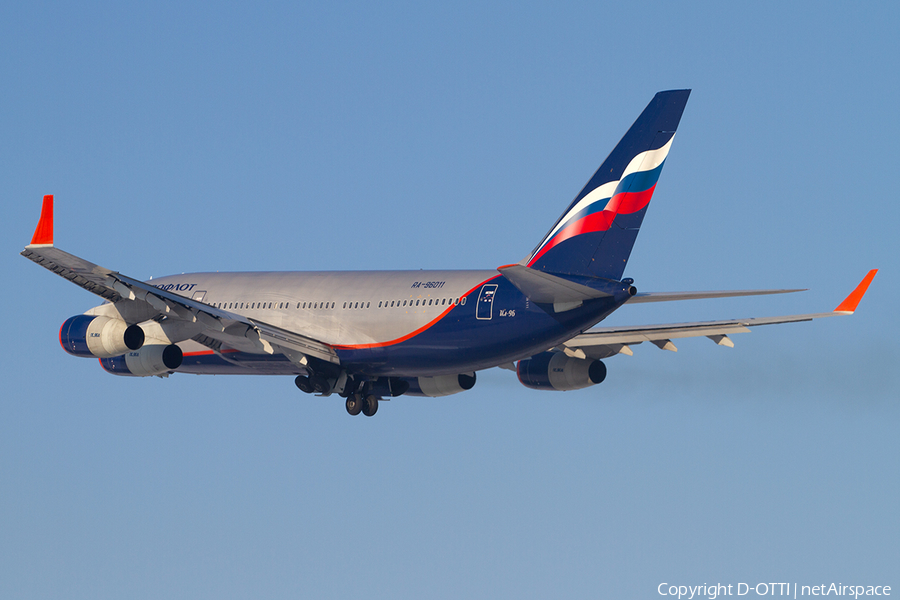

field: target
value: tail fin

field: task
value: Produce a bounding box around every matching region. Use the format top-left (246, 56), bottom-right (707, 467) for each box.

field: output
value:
top-left (527, 90), bottom-right (690, 280)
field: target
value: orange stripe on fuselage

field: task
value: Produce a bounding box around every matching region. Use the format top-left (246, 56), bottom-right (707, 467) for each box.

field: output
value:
top-left (333, 275), bottom-right (501, 350)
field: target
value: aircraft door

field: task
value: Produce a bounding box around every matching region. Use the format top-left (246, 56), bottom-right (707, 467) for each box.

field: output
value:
top-left (475, 284), bottom-right (498, 320)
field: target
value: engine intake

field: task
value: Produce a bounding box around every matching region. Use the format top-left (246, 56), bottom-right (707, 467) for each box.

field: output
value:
top-left (99, 344), bottom-right (183, 377)
top-left (60, 315), bottom-right (145, 358)
top-left (517, 351), bottom-right (606, 391)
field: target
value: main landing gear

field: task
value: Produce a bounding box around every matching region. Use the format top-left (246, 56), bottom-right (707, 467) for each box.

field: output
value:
top-left (345, 393), bottom-right (378, 417)
top-left (295, 374), bottom-right (385, 417)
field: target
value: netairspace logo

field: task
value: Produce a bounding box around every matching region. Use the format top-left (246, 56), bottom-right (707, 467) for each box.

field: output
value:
top-left (657, 582), bottom-right (891, 599)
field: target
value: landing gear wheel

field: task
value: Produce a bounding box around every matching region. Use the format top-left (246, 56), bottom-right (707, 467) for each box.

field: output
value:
top-left (294, 375), bottom-right (314, 393)
top-left (310, 375), bottom-right (329, 394)
top-left (346, 394), bottom-right (363, 416)
top-left (362, 395), bottom-right (379, 417)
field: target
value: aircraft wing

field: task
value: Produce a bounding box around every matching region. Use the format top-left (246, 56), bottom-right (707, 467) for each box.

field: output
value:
top-left (21, 196), bottom-right (339, 364)
top-left (559, 270), bottom-right (877, 359)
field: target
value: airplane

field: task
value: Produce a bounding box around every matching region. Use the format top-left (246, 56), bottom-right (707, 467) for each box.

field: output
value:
top-left (22, 89), bottom-right (876, 417)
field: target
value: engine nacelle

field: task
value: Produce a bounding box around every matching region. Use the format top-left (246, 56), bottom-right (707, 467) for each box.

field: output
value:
top-left (99, 344), bottom-right (183, 377)
top-left (60, 315), bottom-right (145, 358)
top-left (517, 351), bottom-right (606, 391)
top-left (404, 373), bottom-right (477, 397)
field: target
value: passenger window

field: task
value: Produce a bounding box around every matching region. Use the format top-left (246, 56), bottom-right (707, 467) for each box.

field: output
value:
top-left (343, 302), bottom-right (347, 309)
top-left (366, 302), bottom-right (370, 308)
top-left (461, 297), bottom-right (467, 305)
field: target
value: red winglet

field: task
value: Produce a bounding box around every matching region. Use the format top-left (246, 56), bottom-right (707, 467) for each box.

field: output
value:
top-left (833, 269), bottom-right (878, 313)
top-left (30, 195), bottom-right (54, 246)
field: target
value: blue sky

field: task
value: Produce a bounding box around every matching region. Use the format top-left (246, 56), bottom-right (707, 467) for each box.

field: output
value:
top-left (2, 2), bottom-right (898, 598)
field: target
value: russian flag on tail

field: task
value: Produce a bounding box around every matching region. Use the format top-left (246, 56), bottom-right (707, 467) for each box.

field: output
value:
top-left (528, 90), bottom-right (691, 280)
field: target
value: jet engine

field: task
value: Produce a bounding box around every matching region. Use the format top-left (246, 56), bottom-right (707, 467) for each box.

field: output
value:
top-left (99, 344), bottom-right (183, 377)
top-left (404, 373), bottom-right (477, 397)
top-left (517, 351), bottom-right (606, 391)
top-left (59, 315), bottom-right (145, 358)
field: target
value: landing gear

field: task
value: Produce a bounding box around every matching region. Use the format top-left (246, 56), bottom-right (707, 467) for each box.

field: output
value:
top-left (309, 375), bottom-right (330, 393)
top-left (346, 393), bottom-right (379, 416)
top-left (294, 375), bottom-right (315, 393)
top-left (298, 369), bottom-right (392, 417)
top-left (346, 394), bottom-right (363, 416)
top-left (362, 395), bottom-right (378, 417)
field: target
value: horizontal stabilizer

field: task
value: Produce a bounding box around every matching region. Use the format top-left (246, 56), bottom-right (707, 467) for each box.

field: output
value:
top-left (629, 289), bottom-right (805, 304)
top-left (498, 264), bottom-right (611, 312)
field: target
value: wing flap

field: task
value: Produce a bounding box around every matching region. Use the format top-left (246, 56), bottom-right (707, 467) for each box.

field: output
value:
top-left (251, 320), bottom-right (340, 363)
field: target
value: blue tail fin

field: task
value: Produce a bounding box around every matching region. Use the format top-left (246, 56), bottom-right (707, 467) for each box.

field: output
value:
top-left (527, 90), bottom-right (690, 280)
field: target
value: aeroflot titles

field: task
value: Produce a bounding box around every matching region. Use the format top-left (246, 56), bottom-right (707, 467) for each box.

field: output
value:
top-left (154, 283), bottom-right (197, 292)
